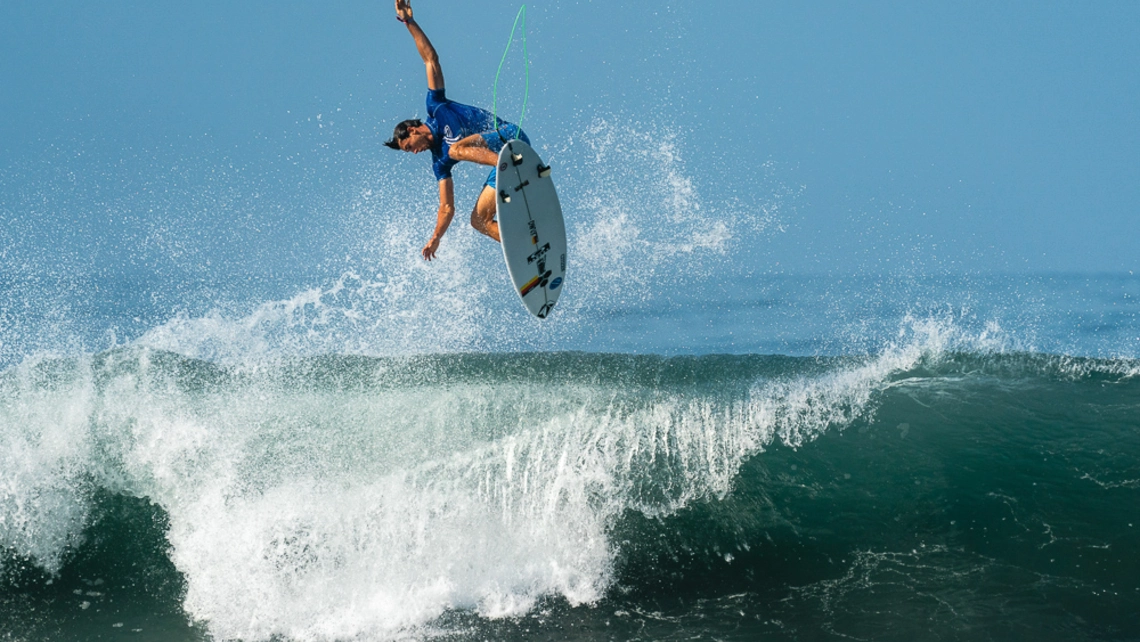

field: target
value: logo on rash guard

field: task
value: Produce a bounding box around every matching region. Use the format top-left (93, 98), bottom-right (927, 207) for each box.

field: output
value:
top-left (443, 125), bottom-right (460, 146)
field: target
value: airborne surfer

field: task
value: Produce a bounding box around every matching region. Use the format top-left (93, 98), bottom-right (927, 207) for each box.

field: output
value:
top-left (386, 0), bottom-right (531, 261)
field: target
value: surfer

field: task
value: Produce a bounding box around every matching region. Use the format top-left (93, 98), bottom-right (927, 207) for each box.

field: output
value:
top-left (386, 0), bottom-right (531, 261)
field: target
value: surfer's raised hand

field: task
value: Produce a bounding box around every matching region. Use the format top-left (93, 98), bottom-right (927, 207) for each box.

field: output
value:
top-left (395, 0), bottom-right (413, 23)
top-left (396, 0), bottom-right (443, 90)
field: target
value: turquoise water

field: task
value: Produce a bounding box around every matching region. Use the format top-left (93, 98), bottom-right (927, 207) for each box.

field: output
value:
top-left (2, 312), bottom-right (1138, 640)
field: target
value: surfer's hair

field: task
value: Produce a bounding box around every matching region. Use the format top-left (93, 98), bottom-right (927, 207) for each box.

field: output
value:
top-left (384, 119), bottom-right (423, 149)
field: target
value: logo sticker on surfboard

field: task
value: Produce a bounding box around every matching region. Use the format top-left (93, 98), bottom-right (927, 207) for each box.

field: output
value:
top-left (520, 275), bottom-right (542, 296)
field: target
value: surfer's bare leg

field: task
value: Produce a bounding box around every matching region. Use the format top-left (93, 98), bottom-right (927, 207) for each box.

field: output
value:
top-left (470, 186), bottom-right (500, 242)
top-left (448, 134), bottom-right (498, 166)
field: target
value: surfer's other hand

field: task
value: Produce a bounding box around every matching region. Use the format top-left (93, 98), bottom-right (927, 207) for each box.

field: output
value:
top-left (421, 237), bottom-right (440, 261)
top-left (395, 0), bottom-right (413, 23)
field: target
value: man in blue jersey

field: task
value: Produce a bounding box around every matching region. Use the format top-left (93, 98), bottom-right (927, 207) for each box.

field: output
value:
top-left (385, 0), bottom-right (530, 261)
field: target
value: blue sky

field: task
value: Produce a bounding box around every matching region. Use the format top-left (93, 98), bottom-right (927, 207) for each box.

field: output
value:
top-left (2, 0), bottom-right (1138, 282)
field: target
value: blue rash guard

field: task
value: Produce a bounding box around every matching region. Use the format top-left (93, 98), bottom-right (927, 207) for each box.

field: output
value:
top-left (425, 88), bottom-right (529, 187)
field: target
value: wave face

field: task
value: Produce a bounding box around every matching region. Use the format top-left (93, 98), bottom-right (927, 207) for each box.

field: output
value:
top-left (2, 336), bottom-right (1138, 640)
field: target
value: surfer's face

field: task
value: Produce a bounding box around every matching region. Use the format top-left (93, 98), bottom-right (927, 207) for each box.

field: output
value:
top-left (399, 126), bottom-right (432, 154)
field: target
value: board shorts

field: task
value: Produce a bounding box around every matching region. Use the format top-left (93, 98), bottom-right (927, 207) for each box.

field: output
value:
top-left (482, 124), bottom-right (530, 188)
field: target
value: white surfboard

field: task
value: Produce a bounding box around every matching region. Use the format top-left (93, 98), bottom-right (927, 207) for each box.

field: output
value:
top-left (495, 139), bottom-right (567, 319)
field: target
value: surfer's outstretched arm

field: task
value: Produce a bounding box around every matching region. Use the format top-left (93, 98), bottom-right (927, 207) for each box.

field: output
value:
top-left (396, 0), bottom-right (444, 91)
top-left (422, 178), bottom-right (455, 261)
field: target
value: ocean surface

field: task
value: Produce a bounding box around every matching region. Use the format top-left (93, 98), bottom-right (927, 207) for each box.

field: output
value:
top-left (3, 122), bottom-right (1140, 641)
top-left (2, 269), bottom-right (1138, 642)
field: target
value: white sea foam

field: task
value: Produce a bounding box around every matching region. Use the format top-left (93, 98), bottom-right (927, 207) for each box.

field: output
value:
top-left (0, 355), bottom-right (95, 574)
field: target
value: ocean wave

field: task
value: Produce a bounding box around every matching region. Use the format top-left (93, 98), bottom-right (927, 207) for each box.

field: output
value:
top-left (5, 311), bottom-right (1137, 639)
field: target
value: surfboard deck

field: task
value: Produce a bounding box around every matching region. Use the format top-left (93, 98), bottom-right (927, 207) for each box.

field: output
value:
top-left (495, 139), bottom-right (567, 319)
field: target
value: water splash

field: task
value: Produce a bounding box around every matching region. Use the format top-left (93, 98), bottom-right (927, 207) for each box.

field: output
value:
top-left (120, 118), bottom-right (788, 364)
